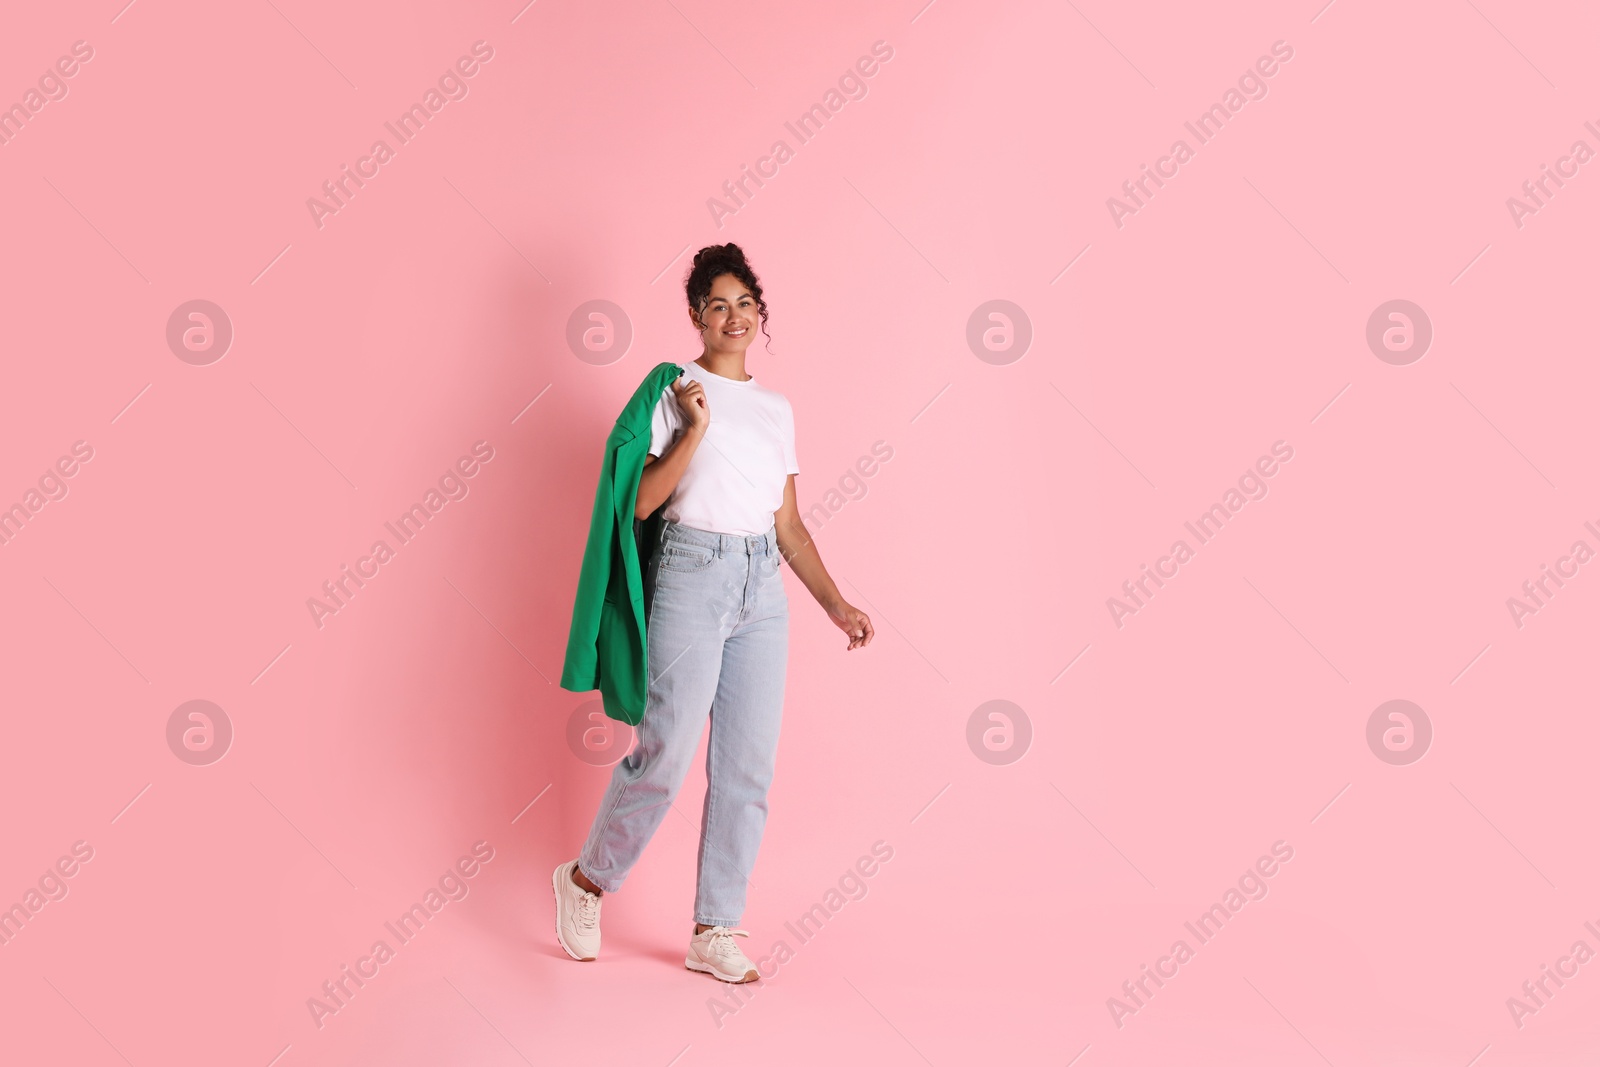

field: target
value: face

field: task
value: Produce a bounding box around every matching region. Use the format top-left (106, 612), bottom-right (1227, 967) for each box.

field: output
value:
top-left (692, 273), bottom-right (756, 355)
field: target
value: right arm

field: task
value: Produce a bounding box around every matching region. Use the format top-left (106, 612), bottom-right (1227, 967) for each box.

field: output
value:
top-left (633, 379), bottom-right (709, 519)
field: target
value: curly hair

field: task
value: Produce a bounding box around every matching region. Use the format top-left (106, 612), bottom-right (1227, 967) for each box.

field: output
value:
top-left (684, 243), bottom-right (774, 352)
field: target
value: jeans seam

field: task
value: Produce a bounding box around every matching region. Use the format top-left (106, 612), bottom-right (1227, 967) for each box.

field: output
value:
top-left (699, 705), bottom-right (720, 919)
top-left (580, 772), bottom-right (632, 894)
top-left (581, 533), bottom-right (666, 895)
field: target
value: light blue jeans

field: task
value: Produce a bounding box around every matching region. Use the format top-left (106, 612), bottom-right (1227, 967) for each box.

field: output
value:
top-left (579, 519), bottom-right (790, 927)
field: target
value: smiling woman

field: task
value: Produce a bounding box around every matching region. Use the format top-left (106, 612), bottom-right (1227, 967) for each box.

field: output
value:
top-left (554, 243), bottom-right (875, 986)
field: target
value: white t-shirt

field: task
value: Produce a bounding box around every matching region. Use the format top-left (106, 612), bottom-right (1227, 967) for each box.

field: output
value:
top-left (646, 360), bottom-right (799, 536)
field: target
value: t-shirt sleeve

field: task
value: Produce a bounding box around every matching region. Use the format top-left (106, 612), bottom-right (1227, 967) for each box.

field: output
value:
top-left (647, 387), bottom-right (681, 458)
top-left (781, 398), bottom-right (799, 475)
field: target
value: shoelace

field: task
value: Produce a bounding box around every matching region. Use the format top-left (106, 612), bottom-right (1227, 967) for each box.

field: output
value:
top-left (575, 892), bottom-right (600, 931)
top-left (703, 927), bottom-right (750, 958)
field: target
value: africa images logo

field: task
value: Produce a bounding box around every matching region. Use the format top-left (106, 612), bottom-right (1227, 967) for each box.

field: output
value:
top-left (305, 42), bottom-right (495, 230)
top-left (1105, 40), bottom-right (1295, 229)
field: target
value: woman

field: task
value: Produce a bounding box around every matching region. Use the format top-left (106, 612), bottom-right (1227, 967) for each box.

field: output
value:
top-left (553, 243), bottom-right (874, 983)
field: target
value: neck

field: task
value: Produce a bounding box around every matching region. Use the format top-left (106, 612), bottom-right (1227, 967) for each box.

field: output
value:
top-left (695, 351), bottom-right (751, 382)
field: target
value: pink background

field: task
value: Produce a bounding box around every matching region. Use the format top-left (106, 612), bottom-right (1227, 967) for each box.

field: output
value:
top-left (3, 0), bottom-right (1598, 1063)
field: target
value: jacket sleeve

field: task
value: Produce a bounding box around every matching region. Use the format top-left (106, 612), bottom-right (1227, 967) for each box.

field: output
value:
top-left (599, 430), bottom-right (652, 725)
top-left (559, 363), bottom-right (684, 711)
top-left (558, 438), bottom-right (617, 693)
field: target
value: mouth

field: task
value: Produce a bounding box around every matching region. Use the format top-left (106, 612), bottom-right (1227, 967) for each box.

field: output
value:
top-left (723, 326), bottom-right (748, 338)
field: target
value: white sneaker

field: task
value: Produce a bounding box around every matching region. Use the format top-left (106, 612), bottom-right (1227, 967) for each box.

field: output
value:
top-left (552, 859), bottom-right (601, 961)
top-left (685, 926), bottom-right (759, 983)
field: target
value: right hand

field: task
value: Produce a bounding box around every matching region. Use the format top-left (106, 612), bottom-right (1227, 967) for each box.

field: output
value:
top-left (672, 378), bottom-right (710, 435)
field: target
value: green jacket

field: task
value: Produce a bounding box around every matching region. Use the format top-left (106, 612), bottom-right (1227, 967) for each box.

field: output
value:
top-left (559, 361), bottom-right (685, 725)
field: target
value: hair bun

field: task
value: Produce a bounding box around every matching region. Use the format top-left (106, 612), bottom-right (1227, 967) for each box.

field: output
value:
top-left (693, 243), bottom-right (746, 268)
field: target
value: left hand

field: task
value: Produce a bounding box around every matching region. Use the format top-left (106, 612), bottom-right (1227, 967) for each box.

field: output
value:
top-left (826, 600), bottom-right (874, 651)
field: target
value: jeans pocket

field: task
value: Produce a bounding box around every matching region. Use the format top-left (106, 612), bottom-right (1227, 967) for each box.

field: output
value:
top-left (659, 542), bottom-right (716, 573)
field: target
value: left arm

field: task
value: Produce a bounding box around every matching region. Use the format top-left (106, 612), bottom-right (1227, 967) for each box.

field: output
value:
top-left (773, 474), bottom-right (874, 651)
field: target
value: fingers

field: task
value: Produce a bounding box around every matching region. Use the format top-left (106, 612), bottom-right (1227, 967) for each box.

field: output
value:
top-left (844, 611), bottom-right (873, 650)
top-left (675, 381), bottom-right (709, 424)
top-left (673, 382), bottom-right (696, 418)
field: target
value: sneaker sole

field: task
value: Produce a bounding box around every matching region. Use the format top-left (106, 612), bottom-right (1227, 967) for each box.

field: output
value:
top-left (685, 957), bottom-right (758, 983)
top-left (551, 863), bottom-right (596, 962)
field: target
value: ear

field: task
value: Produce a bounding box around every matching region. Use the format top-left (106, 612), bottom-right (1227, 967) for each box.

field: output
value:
top-left (688, 306), bottom-right (704, 331)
